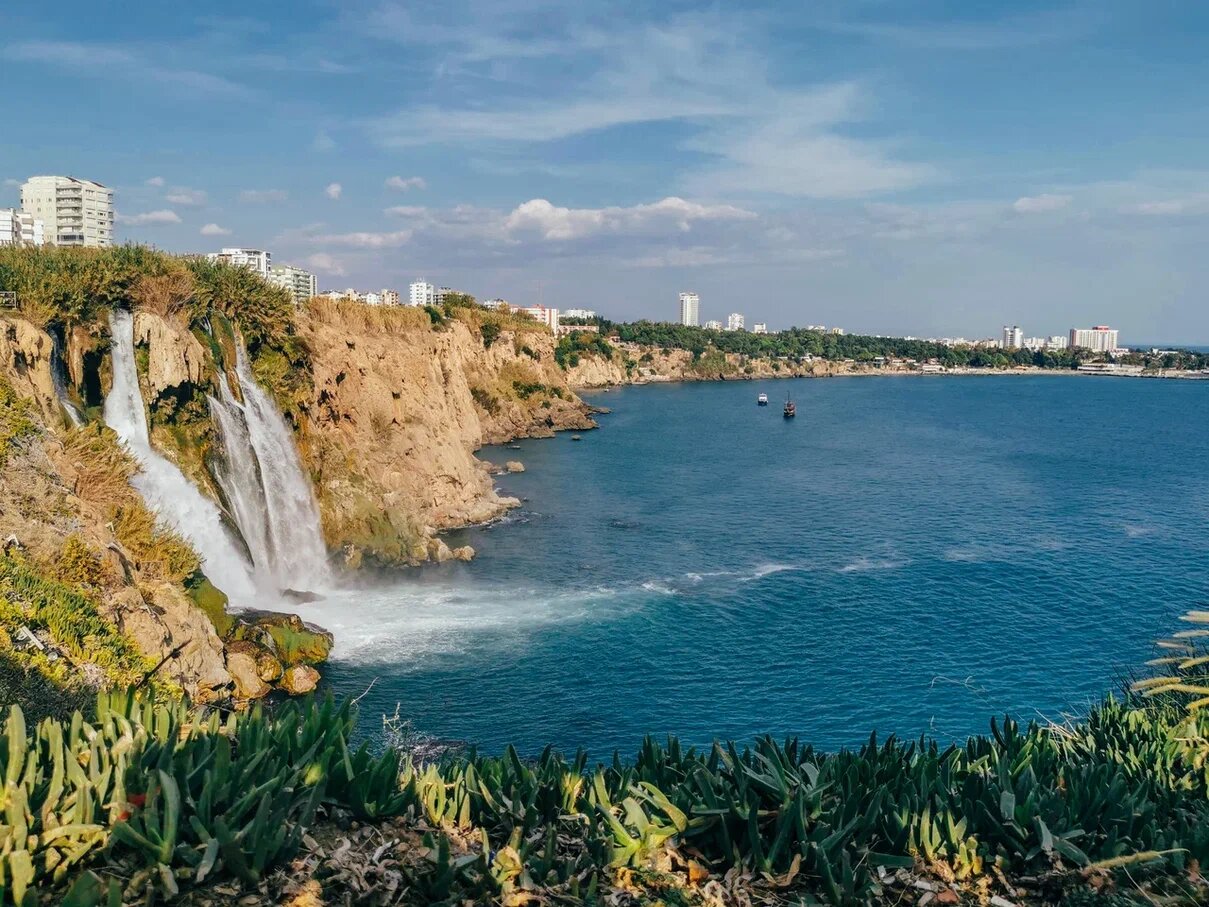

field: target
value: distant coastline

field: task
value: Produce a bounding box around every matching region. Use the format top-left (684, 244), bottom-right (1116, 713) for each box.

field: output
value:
top-left (566, 352), bottom-right (1209, 391)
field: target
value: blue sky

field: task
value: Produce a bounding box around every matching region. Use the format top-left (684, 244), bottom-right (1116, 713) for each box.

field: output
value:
top-left (4, 0), bottom-right (1209, 340)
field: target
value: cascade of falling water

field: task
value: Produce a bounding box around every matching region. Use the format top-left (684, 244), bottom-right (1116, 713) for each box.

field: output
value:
top-left (49, 335), bottom-right (83, 427)
top-left (208, 339), bottom-right (329, 593)
top-left (103, 310), bottom-right (258, 600)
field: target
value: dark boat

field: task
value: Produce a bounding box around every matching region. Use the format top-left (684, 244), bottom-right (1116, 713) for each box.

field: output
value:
top-left (783, 393), bottom-right (796, 418)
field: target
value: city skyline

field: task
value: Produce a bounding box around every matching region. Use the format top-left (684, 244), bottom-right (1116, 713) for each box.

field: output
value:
top-left (5, 1), bottom-right (1209, 340)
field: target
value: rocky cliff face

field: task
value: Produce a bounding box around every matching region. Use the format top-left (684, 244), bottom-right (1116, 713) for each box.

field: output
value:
top-left (292, 302), bottom-right (595, 565)
top-left (0, 316), bottom-right (231, 700)
top-left (0, 314), bottom-right (331, 703)
top-left (564, 343), bottom-right (871, 388)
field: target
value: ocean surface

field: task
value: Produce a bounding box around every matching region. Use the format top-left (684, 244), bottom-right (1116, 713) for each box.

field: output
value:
top-left (295, 375), bottom-right (1209, 757)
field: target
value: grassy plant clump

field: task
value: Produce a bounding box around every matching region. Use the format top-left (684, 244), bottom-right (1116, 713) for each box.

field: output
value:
top-left (469, 386), bottom-right (500, 415)
top-left (0, 555), bottom-right (157, 690)
top-left (1133, 605), bottom-right (1209, 715)
top-left (48, 535), bottom-right (108, 592)
top-left (111, 504), bottom-right (200, 584)
top-left (0, 376), bottom-right (36, 466)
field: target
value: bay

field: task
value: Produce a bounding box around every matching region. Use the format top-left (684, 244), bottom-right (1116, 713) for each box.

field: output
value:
top-left (301, 375), bottom-right (1209, 756)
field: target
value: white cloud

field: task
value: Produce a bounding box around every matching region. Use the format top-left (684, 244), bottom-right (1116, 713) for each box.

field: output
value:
top-left (313, 131), bottom-right (336, 152)
top-left (1124, 198), bottom-right (1209, 216)
top-left (504, 197), bottom-right (756, 241)
top-left (116, 209), bottom-right (181, 226)
top-left (145, 176), bottom-right (165, 188)
top-left (311, 229), bottom-right (413, 248)
top-left (385, 176), bottom-right (426, 191)
top-left (325, 182), bottom-right (343, 200)
top-left (304, 253), bottom-right (348, 276)
top-left (6, 40), bottom-right (249, 97)
top-left (200, 223), bottom-right (231, 236)
top-left (814, 7), bottom-right (1101, 51)
top-left (384, 205), bottom-right (429, 218)
top-left (1012, 194), bottom-right (1072, 213)
top-left (165, 187), bottom-right (207, 206)
top-left (239, 189), bottom-right (288, 204)
top-left (367, 14), bottom-right (935, 199)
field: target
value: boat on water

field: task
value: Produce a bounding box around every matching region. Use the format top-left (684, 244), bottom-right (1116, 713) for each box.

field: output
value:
top-left (783, 393), bottom-right (796, 418)
top-left (757, 392), bottom-right (768, 406)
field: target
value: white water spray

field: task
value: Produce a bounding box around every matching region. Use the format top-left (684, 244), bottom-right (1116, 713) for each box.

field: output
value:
top-left (208, 340), bottom-right (329, 593)
top-left (103, 310), bottom-right (258, 600)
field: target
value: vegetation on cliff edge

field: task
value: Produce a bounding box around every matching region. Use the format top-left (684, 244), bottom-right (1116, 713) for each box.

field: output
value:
top-left (596, 320), bottom-right (1209, 372)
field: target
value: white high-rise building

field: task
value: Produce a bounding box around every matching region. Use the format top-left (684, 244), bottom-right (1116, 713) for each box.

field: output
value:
top-left (1069, 326), bottom-right (1119, 352)
top-left (409, 280), bottom-right (435, 307)
top-left (563, 308), bottom-right (597, 320)
top-left (703, 320), bottom-right (723, 330)
top-left (381, 289), bottom-right (400, 306)
top-left (1046, 335), bottom-right (1069, 350)
top-left (519, 305), bottom-right (560, 331)
top-left (0, 209), bottom-right (44, 246)
top-left (678, 292), bottom-right (699, 326)
top-left (267, 264), bottom-right (318, 304)
top-left (1001, 325), bottom-right (1024, 349)
top-left (727, 312), bottom-right (745, 331)
top-left (752, 322), bottom-right (768, 335)
top-left (207, 248), bottom-right (271, 278)
top-left (20, 176), bottom-right (113, 247)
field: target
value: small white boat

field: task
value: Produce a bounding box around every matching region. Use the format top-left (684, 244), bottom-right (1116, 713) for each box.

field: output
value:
top-left (757, 393), bottom-right (769, 406)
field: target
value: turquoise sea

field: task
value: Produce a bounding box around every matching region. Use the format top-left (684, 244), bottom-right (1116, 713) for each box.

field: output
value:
top-left (303, 375), bottom-right (1209, 756)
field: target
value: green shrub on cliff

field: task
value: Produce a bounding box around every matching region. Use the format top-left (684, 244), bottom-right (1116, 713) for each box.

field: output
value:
top-left (0, 555), bottom-right (158, 691)
top-left (0, 246), bottom-right (310, 409)
top-left (0, 376), bottom-right (36, 465)
top-left (554, 330), bottom-right (614, 368)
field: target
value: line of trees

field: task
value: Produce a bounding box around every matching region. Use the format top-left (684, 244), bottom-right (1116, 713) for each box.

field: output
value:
top-left (586, 319), bottom-right (1209, 371)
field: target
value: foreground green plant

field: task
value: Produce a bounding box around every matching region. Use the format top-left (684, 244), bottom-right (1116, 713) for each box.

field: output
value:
top-left (0, 686), bottom-right (1206, 905)
top-left (0, 690), bottom-right (404, 905)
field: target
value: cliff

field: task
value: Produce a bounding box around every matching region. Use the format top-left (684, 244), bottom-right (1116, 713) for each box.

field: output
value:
top-left (0, 315), bottom-right (230, 702)
top-left (0, 314), bottom-right (329, 705)
top-left (291, 300), bottom-right (595, 565)
top-left (563, 342), bottom-right (865, 388)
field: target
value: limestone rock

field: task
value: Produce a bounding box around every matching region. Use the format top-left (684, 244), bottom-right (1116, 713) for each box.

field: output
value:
top-left (428, 538), bottom-right (454, 563)
top-left (505, 460), bottom-right (525, 473)
top-left (0, 316), bottom-right (60, 420)
top-left (453, 545), bottom-right (475, 561)
top-left (133, 312), bottom-right (208, 397)
top-left (281, 664), bottom-right (320, 695)
top-left (227, 650), bottom-right (271, 700)
top-left (225, 639), bottom-right (283, 684)
top-left (229, 611), bottom-right (334, 666)
top-left (293, 306), bottom-right (596, 563)
top-left (104, 584), bottom-right (232, 702)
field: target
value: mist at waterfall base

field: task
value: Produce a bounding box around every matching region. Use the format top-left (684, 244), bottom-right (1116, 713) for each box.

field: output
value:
top-left (104, 311), bottom-right (327, 603)
top-left (297, 377), bottom-right (1209, 757)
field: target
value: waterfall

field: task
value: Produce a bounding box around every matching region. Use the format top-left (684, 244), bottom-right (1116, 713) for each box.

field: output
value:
top-left (49, 336), bottom-right (83, 427)
top-left (208, 340), bottom-right (329, 593)
top-left (103, 310), bottom-right (258, 600)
